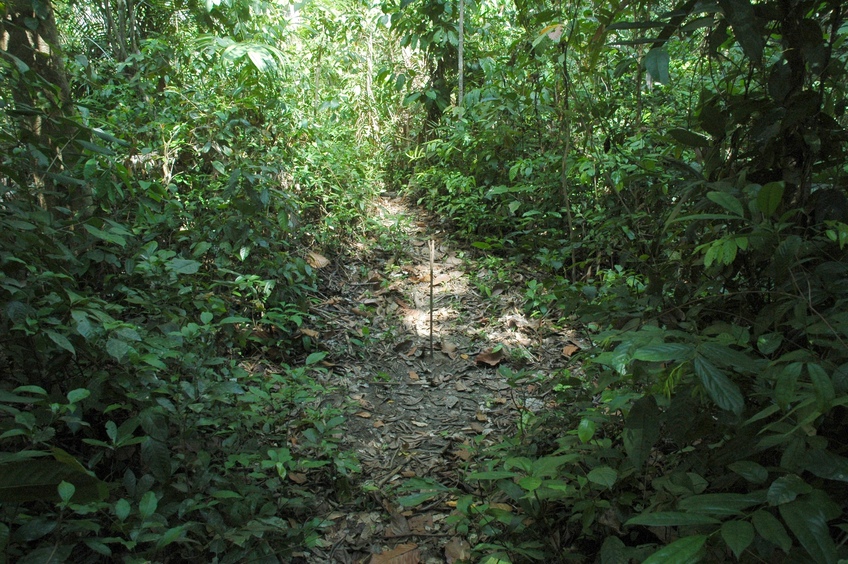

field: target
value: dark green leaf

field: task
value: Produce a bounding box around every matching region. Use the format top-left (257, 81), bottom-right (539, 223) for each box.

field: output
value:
top-left (644, 48), bottom-right (670, 84)
top-left (587, 466), bottom-right (617, 489)
top-left (804, 449), bottom-right (848, 482)
top-left (768, 475), bottom-right (811, 506)
top-left (46, 330), bottom-right (75, 355)
top-left (643, 535), bottom-right (707, 564)
top-left (632, 343), bottom-right (693, 362)
top-left (752, 509), bottom-right (791, 552)
top-left (727, 460), bottom-right (768, 484)
top-left (669, 128), bottom-right (710, 148)
top-left (625, 512), bottom-right (720, 527)
top-left (721, 520), bottom-right (754, 559)
top-left (679, 493), bottom-right (763, 515)
top-left (167, 258), bottom-right (201, 274)
top-left (138, 491), bottom-right (158, 519)
top-left (623, 396), bottom-right (660, 468)
top-left (757, 182), bottom-right (784, 215)
top-left (807, 363), bottom-right (834, 412)
top-left (707, 191), bottom-right (744, 217)
top-left (779, 499), bottom-right (837, 564)
top-left (694, 356), bottom-right (744, 414)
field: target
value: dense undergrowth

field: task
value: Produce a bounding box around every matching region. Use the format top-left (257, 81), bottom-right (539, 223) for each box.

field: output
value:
top-left (3, 0), bottom-right (848, 562)
top-left (389, 0), bottom-right (848, 562)
top-left (0, 7), bottom-right (380, 559)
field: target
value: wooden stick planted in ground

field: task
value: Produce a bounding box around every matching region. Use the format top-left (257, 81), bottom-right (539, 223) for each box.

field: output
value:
top-left (429, 239), bottom-right (435, 356)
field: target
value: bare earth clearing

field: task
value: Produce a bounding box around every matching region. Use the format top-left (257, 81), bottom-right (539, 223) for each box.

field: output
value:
top-left (297, 194), bottom-right (587, 563)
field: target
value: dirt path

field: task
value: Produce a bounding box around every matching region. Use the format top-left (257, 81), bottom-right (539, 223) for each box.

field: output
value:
top-left (301, 194), bottom-right (581, 563)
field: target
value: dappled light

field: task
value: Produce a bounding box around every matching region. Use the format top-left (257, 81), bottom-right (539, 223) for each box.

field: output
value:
top-left (2, 0), bottom-right (848, 561)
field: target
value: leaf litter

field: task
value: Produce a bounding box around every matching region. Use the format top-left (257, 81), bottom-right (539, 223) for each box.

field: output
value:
top-left (298, 192), bottom-right (586, 563)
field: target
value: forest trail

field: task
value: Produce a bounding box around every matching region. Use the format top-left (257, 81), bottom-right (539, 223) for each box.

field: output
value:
top-left (302, 193), bottom-right (585, 563)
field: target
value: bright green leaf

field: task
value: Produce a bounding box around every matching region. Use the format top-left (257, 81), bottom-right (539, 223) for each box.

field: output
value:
top-left (643, 535), bottom-right (707, 564)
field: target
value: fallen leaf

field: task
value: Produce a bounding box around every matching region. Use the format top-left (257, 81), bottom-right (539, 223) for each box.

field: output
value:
top-left (470, 423), bottom-right (485, 433)
top-left (408, 513), bottom-right (433, 533)
top-left (460, 353), bottom-right (469, 360)
top-left (356, 411), bottom-right (372, 419)
top-left (475, 411), bottom-right (488, 422)
top-left (441, 340), bottom-right (458, 353)
top-left (401, 470), bottom-right (416, 478)
top-left (370, 543), bottom-right (420, 564)
top-left (475, 348), bottom-right (505, 367)
top-left (405, 346), bottom-right (418, 357)
top-left (455, 381), bottom-right (468, 392)
top-left (489, 503), bottom-right (513, 512)
top-left (410, 420), bottom-right (428, 427)
top-left (385, 513), bottom-right (410, 537)
top-left (452, 449), bottom-right (473, 462)
top-left (301, 328), bottom-right (319, 338)
top-left (562, 344), bottom-right (579, 358)
top-left (306, 251), bottom-right (330, 269)
top-left (445, 395), bottom-right (459, 408)
top-left (373, 420), bottom-right (386, 428)
top-left (288, 472), bottom-right (307, 484)
top-left (444, 537), bottom-right (472, 564)
top-left (408, 371), bottom-right (419, 381)
top-left (433, 273), bottom-right (451, 285)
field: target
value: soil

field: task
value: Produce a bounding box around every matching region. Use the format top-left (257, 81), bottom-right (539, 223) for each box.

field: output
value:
top-left (299, 194), bottom-right (586, 563)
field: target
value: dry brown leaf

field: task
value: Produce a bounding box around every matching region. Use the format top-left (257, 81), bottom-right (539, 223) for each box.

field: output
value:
top-left (410, 420), bottom-right (428, 427)
top-left (385, 513), bottom-right (411, 537)
top-left (452, 449), bottom-right (473, 462)
top-left (470, 423), bottom-right (485, 433)
top-left (300, 328), bottom-right (319, 338)
top-left (475, 348), bottom-right (505, 367)
top-left (288, 472), bottom-right (307, 484)
top-left (401, 470), bottom-right (416, 478)
top-left (455, 381), bottom-right (469, 392)
top-left (433, 273), bottom-right (451, 285)
top-left (355, 411), bottom-right (372, 419)
top-left (562, 344), bottom-right (579, 358)
top-left (306, 251), bottom-right (330, 269)
top-left (475, 411), bottom-right (488, 422)
top-left (460, 353), bottom-right (469, 360)
top-left (489, 503), bottom-right (513, 512)
top-left (370, 543), bottom-right (420, 564)
top-left (408, 513), bottom-right (433, 533)
top-left (408, 371), bottom-right (419, 381)
top-left (405, 346), bottom-right (418, 357)
top-left (373, 420), bottom-right (386, 428)
top-left (444, 537), bottom-right (472, 564)
top-left (441, 340), bottom-right (458, 353)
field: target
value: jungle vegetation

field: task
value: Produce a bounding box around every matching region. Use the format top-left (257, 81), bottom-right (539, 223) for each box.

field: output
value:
top-left (1, 0), bottom-right (847, 561)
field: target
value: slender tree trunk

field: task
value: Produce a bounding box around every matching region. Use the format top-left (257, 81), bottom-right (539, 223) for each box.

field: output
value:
top-left (457, 0), bottom-right (464, 106)
top-left (1, 0), bottom-right (88, 211)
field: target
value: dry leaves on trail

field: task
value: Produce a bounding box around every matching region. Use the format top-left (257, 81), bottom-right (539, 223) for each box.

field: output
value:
top-left (369, 543), bottom-right (420, 564)
top-left (444, 537), bottom-right (472, 563)
top-left (307, 251), bottom-right (330, 269)
top-left (562, 343), bottom-right (579, 358)
top-left (475, 348), bottom-right (505, 367)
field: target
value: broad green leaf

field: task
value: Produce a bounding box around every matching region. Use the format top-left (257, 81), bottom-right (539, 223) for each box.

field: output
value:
top-left (587, 466), bottom-right (617, 489)
top-left (106, 338), bottom-right (129, 360)
top-left (114, 498), bottom-right (131, 521)
top-left (83, 224), bottom-right (127, 247)
top-left (643, 535), bottom-right (707, 564)
top-left (0, 457), bottom-right (106, 503)
top-left (644, 48), bottom-right (670, 84)
top-left (757, 182), bottom-right (784, 215)
top-left (679, 493), bottom-right (763, 515)
top-left (167, 258), bottom-right (201, 274)
top-left (775, 362), bottom-right (802, 410)
top-left (779, 499), bottom-right (837, 564)
top-left (757, 333), bottom-right (783, 355)
top-left (632, 343), bottom-right (692, 362)
top-left (727, 460), bottom-right (768, 484)
top-left (397, 491), bottom-right (439, 507)
top-left (138, 491), bottom-right (158, 519)
top-left (623, 396), bottom-right (660, 468)
top-left (66, 388), bottom-right (90, 404)
top-left (767, 475), bottom-right (811, 506)
top-left (83, 539), bottom-right (112, 556)
top-left (721, 520), bottom-right (754, 559)
top-left (804, 449), bottom-right (848, 482)
top-left (157, 525), bottom-right (186, 548)
top-left (669, 128), bottom-right (710, 148)
top-left (200, 312), bottom-right (213, 324)
top-left (807, 363), bottom-right (834, 412)
top-left (707, 191), bottom-right (744, 217)
top-left (141, 437), bottom-right (172, 482)
top-left (577, 418), bottom-right (595, 443)
top-left (694, 356), bottom-right (744, 414)
top-left (57, 481), bottom-right (75, 503)
top-left (468, 471), bottom-right (518, 480)
top-left (752, 509), bottom-right (791, 552)
top-left (305, 351), bottom-right (327, 365)
top-left (518, 476), bottom-right (542, 492)
top-left (46, 330), bottom-right (75, 355)
top-left (721, 0), bottom-right (765, 61)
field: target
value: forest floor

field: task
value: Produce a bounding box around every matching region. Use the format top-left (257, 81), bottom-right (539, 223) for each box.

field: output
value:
top-left (298, 193), bottom-right (587, 563)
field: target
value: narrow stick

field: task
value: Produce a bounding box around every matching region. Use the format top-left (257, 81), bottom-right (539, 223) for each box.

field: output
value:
top-left (429, 239), bottom-right (435, 356)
